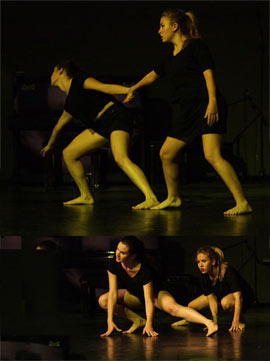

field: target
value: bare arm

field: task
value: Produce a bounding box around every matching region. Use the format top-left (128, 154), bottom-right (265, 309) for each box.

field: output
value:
top-left (83, 77), bottom-right (129, 95)
top-left (123, 70), bottom-right (159, 103)
top-left (203, 69), bottom-right (219, 126)
top-left (207, 293), bottom-right (219, 324)
top-left (142, 282), bottom-right (159, 337)
top-left (100, 271), bottom-right (122, 337)
top-left (229, 291), bottom-right (243, 332)
top-left (40, 110), bottom-right (73, 157)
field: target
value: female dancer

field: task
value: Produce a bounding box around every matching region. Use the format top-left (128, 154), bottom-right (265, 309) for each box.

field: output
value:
top-left (124, 9), bottom-right (252, 215)
top-left (40, 60), bottom-right (158, 209)
top-left (99, 236), bottom-right (218, 337)
top-left (172, 246), bottom-right (255, 331)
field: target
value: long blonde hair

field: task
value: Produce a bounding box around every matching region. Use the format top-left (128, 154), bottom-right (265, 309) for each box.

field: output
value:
top-left (197, 246), bottom-right (228, 285)
top-left (161, 8), bottom-right (201, 48)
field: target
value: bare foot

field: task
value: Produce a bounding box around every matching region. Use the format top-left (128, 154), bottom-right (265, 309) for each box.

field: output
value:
top-left (132, 197), bottom-right (159, 210)
top-left (150, 197), bottom-right (181, 210)
top-left (63, 196), bottom-right (94, 206)
top-left (206, 320), bottom-right (218, 337)
top-left (171, 319), bottom-right (189, 328)
top-left (122, 318), bottom-right (146, 334)
top-left (224, 201), bottom-right (252, 215)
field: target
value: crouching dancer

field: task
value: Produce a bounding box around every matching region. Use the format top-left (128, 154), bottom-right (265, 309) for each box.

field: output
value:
top-left (99, 236), bottom-right (218, 337)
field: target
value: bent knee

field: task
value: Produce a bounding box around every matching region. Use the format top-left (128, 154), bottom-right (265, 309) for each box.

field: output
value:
top-left (159, 149), bottom-right (177, 162)
top-left (63, 147), bottom-right (75, 162)
top-left (204, 152), bottom-right (222, 165)
top-left (113, 154), bottom-right (130, 169)
top-left (98, 293), bottom-right (108, 309)
top-left (162, 300), bottom-right (181, 316)
top-left (221, 299), bottom-right (234, 311)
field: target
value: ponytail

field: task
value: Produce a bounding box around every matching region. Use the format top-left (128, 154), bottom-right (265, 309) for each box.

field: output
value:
top-left (185, 11), bottom-right (200, 39)
top-left (161, 8), bottom-right (200, 48)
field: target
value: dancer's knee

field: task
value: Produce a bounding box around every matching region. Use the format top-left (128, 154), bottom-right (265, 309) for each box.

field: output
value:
top-left (220, 297), bottom-right (234, 311)
top-left (63, 146), bottom-right (75, 163)
top-left (98, 293), bottom-right (108, 310)
top-left (161, 298), bottom-right (181, 316)
top-left (204, 152), bottom-right (221, 167)
top-left (113, 154), bottom-right (129, 170)
top-left (159, 148), bottom-right (175, 163)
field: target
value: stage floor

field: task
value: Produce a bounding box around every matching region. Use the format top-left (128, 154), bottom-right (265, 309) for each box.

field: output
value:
top-left (2, 305), bottom-right (270, 360)
top-left (0, 179), bottom-right (269, 236)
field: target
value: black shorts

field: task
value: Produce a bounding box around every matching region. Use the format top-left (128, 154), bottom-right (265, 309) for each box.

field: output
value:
top-left (168, 90), bottom-right (228, 142)
top-left (92, 103), bottom-right (134, 139)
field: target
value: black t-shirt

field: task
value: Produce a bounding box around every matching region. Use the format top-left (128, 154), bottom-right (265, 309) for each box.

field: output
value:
top-left (199, 265), bottom-right (255, 305)
top-left (107, 258), bottom-right (160, 302)
top-left (153, 38), bottom-right (215, 103)
top-left (64, 73), bottom-right (115, 126)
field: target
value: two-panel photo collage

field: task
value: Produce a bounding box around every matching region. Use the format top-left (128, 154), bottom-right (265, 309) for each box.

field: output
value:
top-left (1, 1), bottom-right (269, 360)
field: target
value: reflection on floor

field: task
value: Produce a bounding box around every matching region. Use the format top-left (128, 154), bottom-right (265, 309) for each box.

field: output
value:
top-left (2, 306), bottom-right (270, 360)
top-left (0, 180), bottom-right (269, 236)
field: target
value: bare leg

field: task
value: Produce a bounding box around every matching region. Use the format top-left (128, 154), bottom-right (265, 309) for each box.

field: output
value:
top-left (98, 291), bottom-right (146, 333)
top-left (110, 131), bottom-right (159, 209)
top-left (171, 294), bottom-right (209, 327)
top-left (62, 129), bottom-right (108, 205)
top-left (151, 137), bottom-right (187, 210)
top-left (157, 291), bottom-right (218, 337)
top-left (220, 294), bottom-right (246, 330)
top-left (202, 134), bottom-right (252, 215)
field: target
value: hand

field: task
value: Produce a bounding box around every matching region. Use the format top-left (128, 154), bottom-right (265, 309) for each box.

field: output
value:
top-left (100, 321), bottom-right (122, 337)
top-left (40, 145), bottom-right (53, 158)
top-left (142, 325), bottom-right (159, 337)
top-left (229, 320), bottom-right (244, 332)
top-left (123, 88), bottom-right (136, 104)
top-left (204, 100), bottom-right (219, 126)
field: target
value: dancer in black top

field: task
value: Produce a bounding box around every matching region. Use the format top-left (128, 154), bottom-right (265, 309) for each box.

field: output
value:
top-left (124, 8), bottom-right (252, 215)
top-left (172, 246), bottom-right (255, 332)
top-left (41, 60), bottom-right (158, 209)
top-left (99, 236), bottom-right (218, 337)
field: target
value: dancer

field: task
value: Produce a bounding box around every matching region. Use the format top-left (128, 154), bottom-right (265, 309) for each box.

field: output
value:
top-left (124, 9), bottom-right (252, 215)
top-left (40, 60), bottom-right (158, 209)
top-left (99, 236), bottom-right (218, 337)
top-left (172, 246), bottom-right (255, 332)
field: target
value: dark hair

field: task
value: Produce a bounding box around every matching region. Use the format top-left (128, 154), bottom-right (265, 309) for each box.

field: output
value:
top-left (196, 246), bottom-right (228, 284)
top-left (120, 236), bottom-right (145, 262)
top-left (55, 59), bottom-right (82, 78)
top-left (161, 8), bottom-right (200, 48)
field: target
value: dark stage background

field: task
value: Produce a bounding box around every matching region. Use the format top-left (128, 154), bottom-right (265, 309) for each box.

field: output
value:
top-left (1, 3), bottom-right (269, 360)
top-left (1, 0), bottom-right (269, 183)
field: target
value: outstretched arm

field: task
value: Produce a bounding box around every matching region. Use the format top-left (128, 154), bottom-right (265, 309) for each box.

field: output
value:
top-left (83, 78), bottom-right (129, 95)
top-left (229, 291), bottom-right (243, 332)
top-left (40, 110), bottom-right (73, 157)
top-left (123, 70), bottom-right (159, 103)
top-left (203, 69), bottom-right (219, 126)
top-left (100, 271), bottom-right (122, 337)
top-left (142, 282), bottom-right (159, 337)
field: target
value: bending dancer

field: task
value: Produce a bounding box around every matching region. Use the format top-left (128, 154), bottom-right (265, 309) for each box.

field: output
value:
top-left (99, 236), bottom-right (218, 337)
top-left (124, 9), bottom-right (252, 215)
top-left (172, 246), bottom-right (255, 332)
top-left (41, 60), bottom-right (158, 209)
